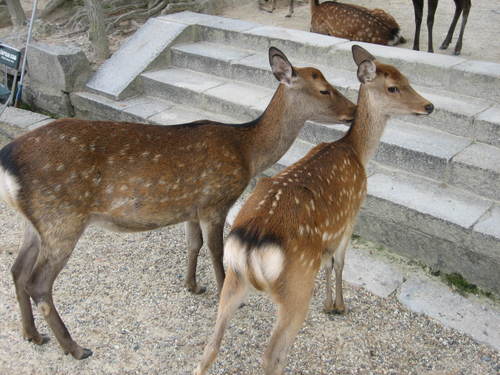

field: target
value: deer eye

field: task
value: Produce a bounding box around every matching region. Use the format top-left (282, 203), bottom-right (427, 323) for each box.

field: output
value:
top-left (320, 90), bottom-right (330, 95)
top-left (388, 86), bottom-right (399, 93)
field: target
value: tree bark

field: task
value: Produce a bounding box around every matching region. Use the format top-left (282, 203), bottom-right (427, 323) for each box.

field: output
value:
top-left (5, 0), bottom-right (26, 26)
top-left (84, 0), bottom-right (109, 60)
top-left (41, 0), bottom-right (68, 18)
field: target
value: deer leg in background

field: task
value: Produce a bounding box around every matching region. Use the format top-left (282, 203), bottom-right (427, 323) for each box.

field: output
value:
top-left (331, 227), bottom-right (353, 315)
top-left (426, 0), bottom-right (439, 52)
top-left (440, 0), bottom-right (463, 50)
top-left (258, 0), bottom-right (276, 13)
top-left (452, 0), bottom-right (470, 55)
top-left (322, 256), bottom-right (335, 313)
top-left (412, 0), bottom-right (424, 50)
top-left (200, 217), bottom-right (227, 293)
top-left (185, 221), bottom-right (206, 294)
top-left (10, 222), bottom-right (48, 345)
top-left (285, 0), bottom-right (294, 17)
top-left (322, 226), bottom-right (352, 315)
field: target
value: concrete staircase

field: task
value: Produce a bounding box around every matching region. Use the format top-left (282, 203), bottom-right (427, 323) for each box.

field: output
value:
top-left (71, 12), bottom-right (500, 295)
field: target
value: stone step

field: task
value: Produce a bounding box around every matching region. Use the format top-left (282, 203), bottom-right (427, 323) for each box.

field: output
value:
top-left (73, 12), bottom-right (500, 295)
top-left (169, 41), bottom-right (498, 142)
top-left (161, 11), bottom-right (500, 101)
top-left (140, 67), bottom-right (271, 121)
top-left (268, 139), bottom-right (499, 295)
top-left (70, 91), bottom-right (238, 125)
top-left (139, 66), bottom-right (500, 200)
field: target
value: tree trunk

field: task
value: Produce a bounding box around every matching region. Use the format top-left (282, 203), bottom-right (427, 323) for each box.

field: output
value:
top-left (41, 0), bottom-right (68, 18)
top-left (84, 0), bottom-right (109, 60)
top-left (5, 0), bottom-right (26, 26)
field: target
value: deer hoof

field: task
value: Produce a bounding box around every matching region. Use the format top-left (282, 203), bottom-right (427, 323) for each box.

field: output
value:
top-left (187, 284), bottom-right (207, 295)
top-left (26, 333), bottom-right (50, 345)
top-left (323, 305), bottom-right (346, 315)
top-left (70, 347), bottom-right (93, 360)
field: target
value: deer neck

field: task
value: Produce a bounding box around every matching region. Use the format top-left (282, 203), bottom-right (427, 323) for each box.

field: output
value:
top-left (344, 85), bottom-right (389, 167)
top-left (243, 85), bottom-right (311, 176)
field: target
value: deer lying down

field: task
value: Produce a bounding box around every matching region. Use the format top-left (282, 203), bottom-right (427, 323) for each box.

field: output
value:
top-left (311, 0), bottom-right (406, 46)
top-left (0, 47), bottom-right (355, 359)
top-left (195, 45), bottom-right (433, 375)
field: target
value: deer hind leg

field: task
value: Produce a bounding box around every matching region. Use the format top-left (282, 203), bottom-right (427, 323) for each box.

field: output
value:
top-left (10, 221), bottom-right (48, 345)
top-left (194, 269), bottom-right (249, 375)
top-left (426, 0), bottom-right (439, 52)
top-left (412, 0), bottom-right (424, 50)
top-left (440, 0), bottom-right (463, 50)
top-left (258, 0), bottom-right (275, 13)
top-left (452, 0), bottom-right (470, 55)
top-left (285, 0), bottom-right (294, 18)
top-left (263, 272), bottom-right (315, 375)
top-left (200, 218), bottom-right (227, 293)
top-left (25, 222), bottom-right (90, 359)
top-left (185, 221), bottom-right (206, 294)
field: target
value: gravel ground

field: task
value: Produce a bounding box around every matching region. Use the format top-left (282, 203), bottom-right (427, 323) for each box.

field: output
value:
top-left (0, 176), bottom-right (499, 374)
top-left (222, 0), bottom-right (500, 63)
top-left (1, 2), bottom-right (499, 373)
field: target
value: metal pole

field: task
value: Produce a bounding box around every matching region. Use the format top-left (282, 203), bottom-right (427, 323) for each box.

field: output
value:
top-left (14, 0), bottom-right (39, 107)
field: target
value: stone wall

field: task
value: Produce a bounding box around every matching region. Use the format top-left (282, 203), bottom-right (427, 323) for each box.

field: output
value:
top-left (22, 42), bottom-right (91, 117)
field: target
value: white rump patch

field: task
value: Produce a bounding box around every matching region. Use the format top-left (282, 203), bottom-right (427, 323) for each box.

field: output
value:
top-left (0, 166), bottom-right (20, 208)
top-left (223, 235), bottom-right (248, 274)
top-left (249, 244), bottom-right (284, 285)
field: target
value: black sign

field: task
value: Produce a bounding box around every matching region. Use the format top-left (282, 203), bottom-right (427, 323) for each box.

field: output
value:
top-left (0, 43), bottom-right (22, 70)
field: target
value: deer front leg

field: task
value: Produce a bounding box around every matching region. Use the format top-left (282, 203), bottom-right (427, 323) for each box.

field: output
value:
top-left (331, 240), bottom-right (348, 314)
top-left (453, 0), bottom-right (470, 55)
top-left (185, 221), bottom-right (206, 294)
top-left (440, 0), bottom-right (463, 50)
top-left (412, 0), bottom-right (424, 50)
top-left (322, 256), bottom-right (336, 313)
top-left (323, 229), bottom-right (352, 315)
top-left (426, 0), bottom-right (439, 52)
top-left (200, 218), bottom-right (226, 293)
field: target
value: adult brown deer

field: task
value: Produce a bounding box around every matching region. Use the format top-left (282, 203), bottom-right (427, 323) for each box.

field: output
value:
top-left (412, 0), bottom-right (471, 55)
top-left (310, 1), bottom-right (406, 46)
top-left (0, 47), bottom-right (355, 360)
top-left (195, 45), bottom-right (434, 375)
top-left (259, 0), bottom-right (295, 18)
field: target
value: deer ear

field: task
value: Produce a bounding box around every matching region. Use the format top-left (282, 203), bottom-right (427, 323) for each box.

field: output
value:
top-left (357, 59), bottom-right (377, 84)
top-left (352, 45), bottom-right (376, 66)
top-left (269, 47), bottom-right (296, 86)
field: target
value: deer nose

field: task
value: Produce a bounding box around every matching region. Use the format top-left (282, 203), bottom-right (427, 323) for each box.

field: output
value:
top-left (425, 103), bottom-right (434, 114)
